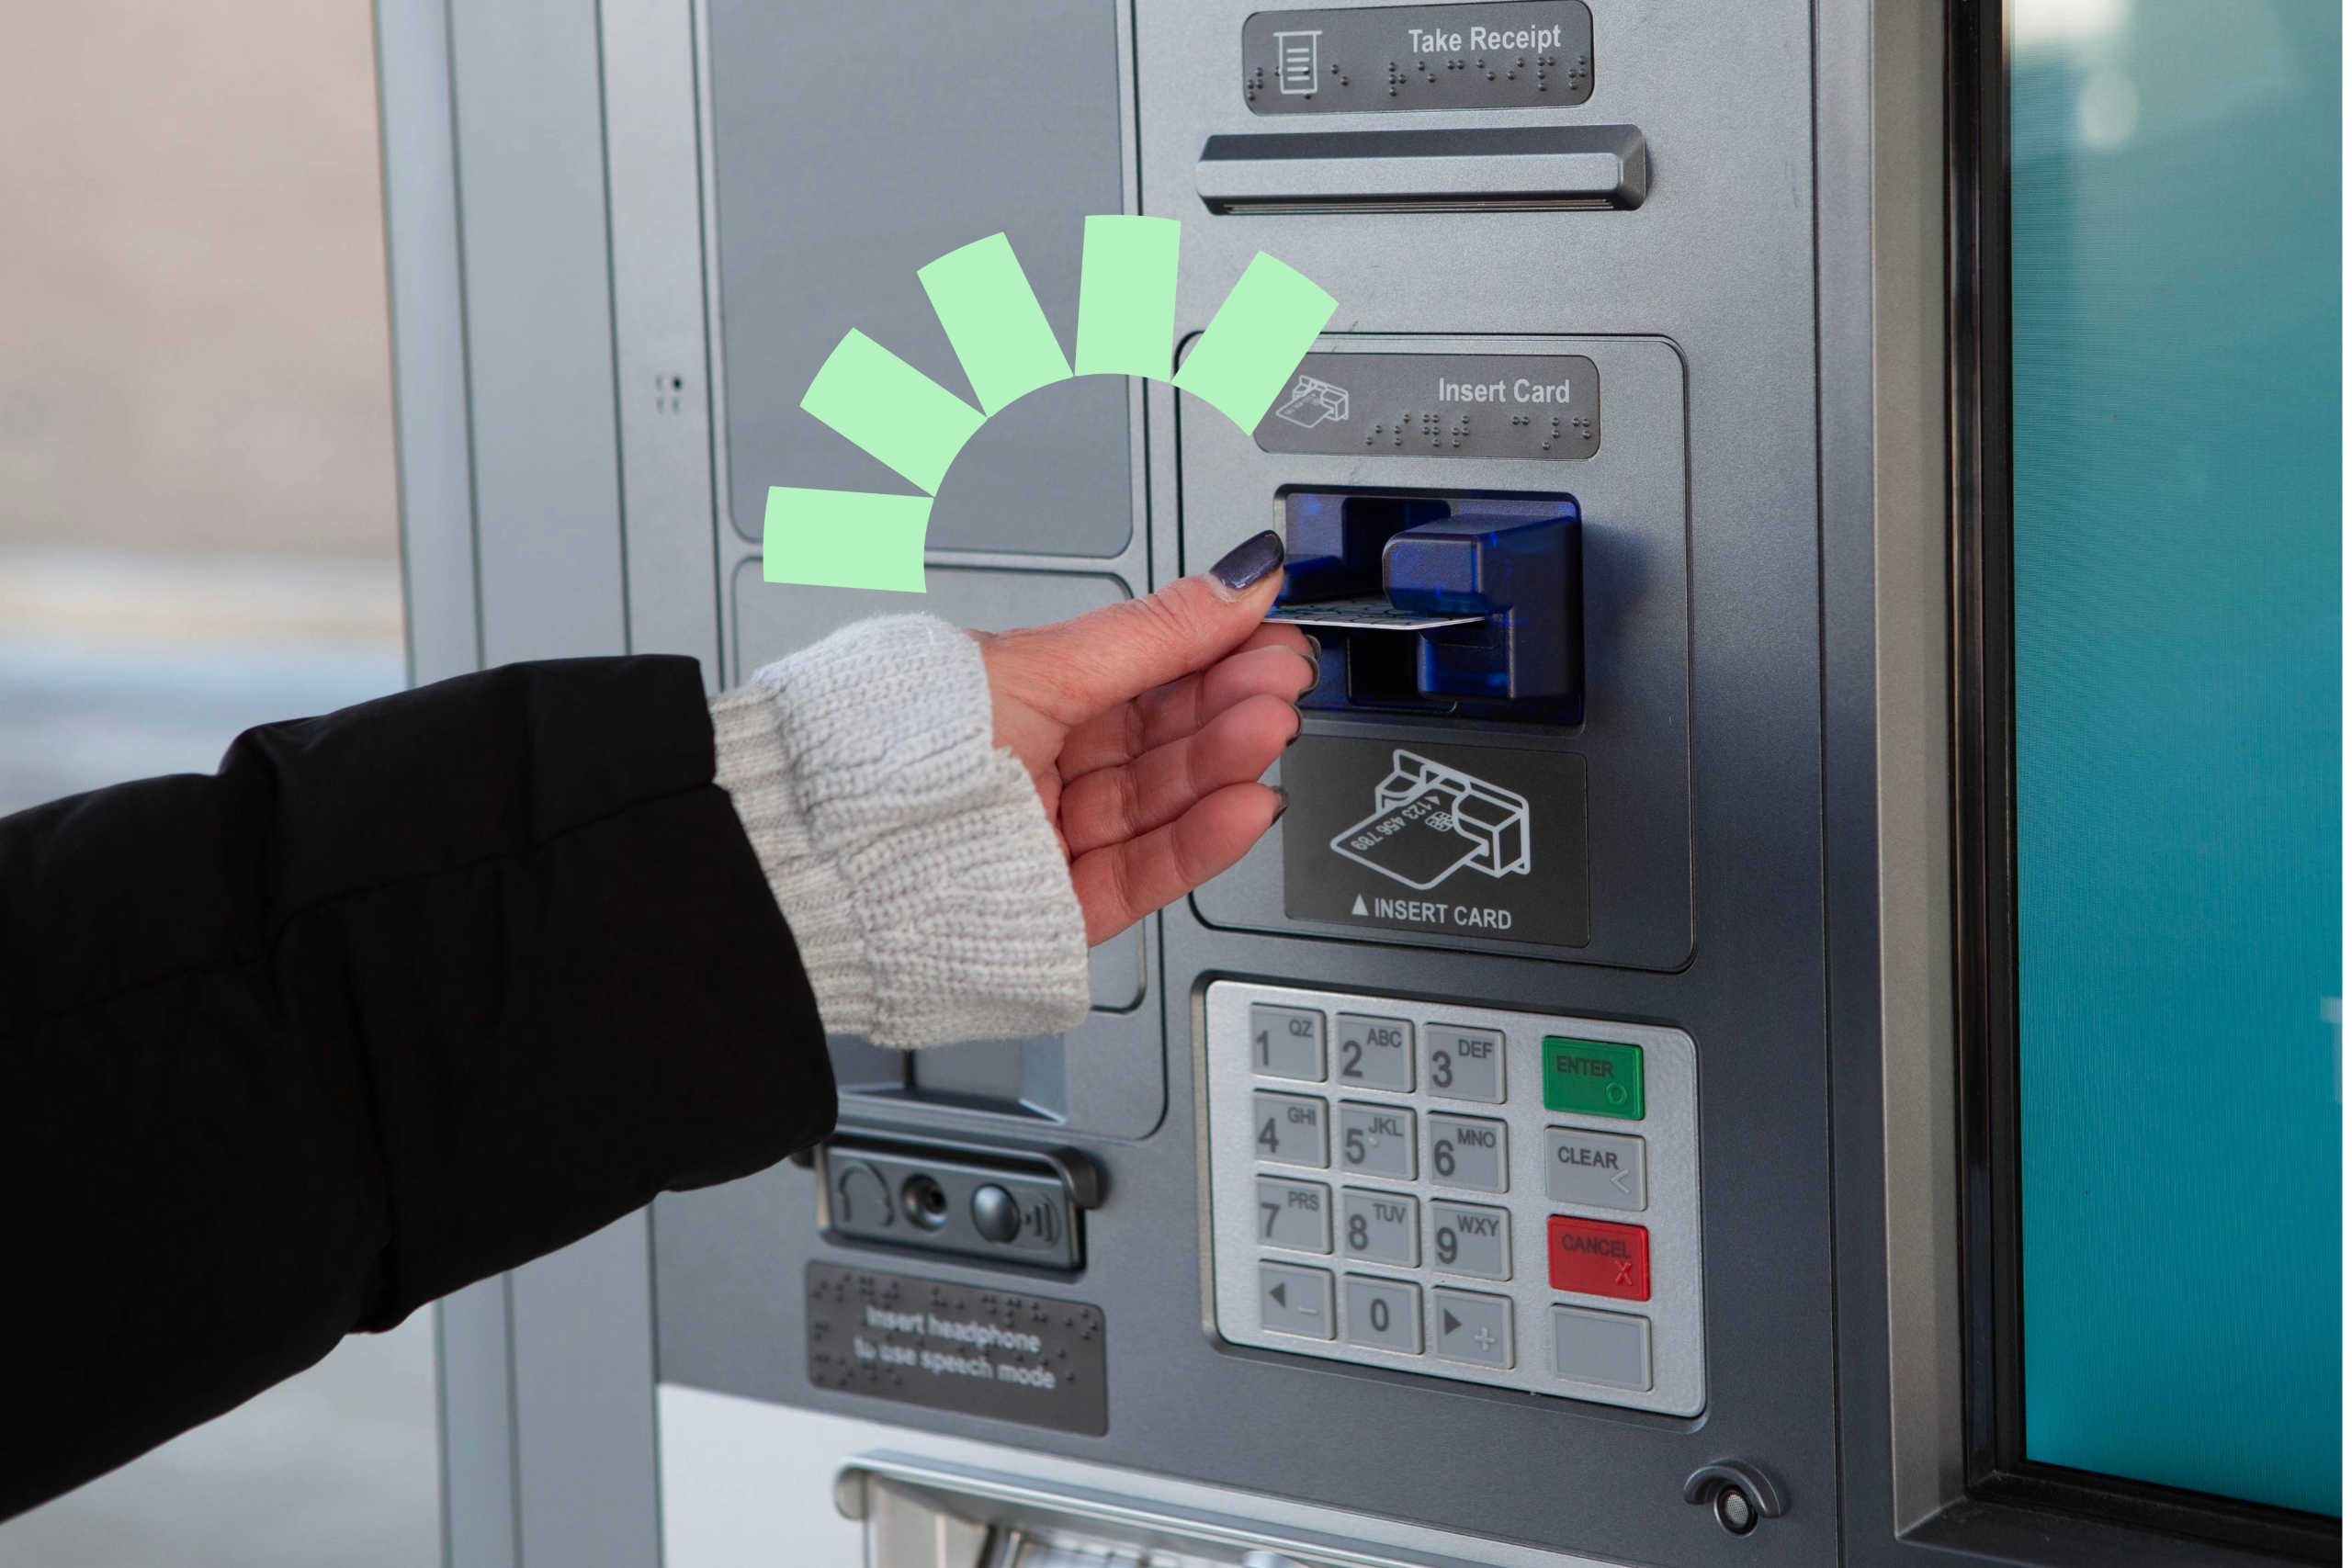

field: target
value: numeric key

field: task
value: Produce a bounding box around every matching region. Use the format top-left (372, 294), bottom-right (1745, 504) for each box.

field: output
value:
top-left (1335, 1013), bottom-right (1413, 1091)
top-left (1430, 1201), bottom-right (1511, 1280)
top-left (1424, 1024), bottom-right (1504, 1102)
top-left (1339, 1102), bottom-right (1416, 1179)
top-left (1249, 1004), bottom-right (1326, 1081)
top-left (1340, 1189), bottom-right (1419, 1267)
top-left (1428, 1113), bottom-right (1507, 1191)
top-left (1256, 1177), bottom-right (1332, 1253)
top-left (1343, 1276), bottom-right (1423, 1354)
top-left (1251, 1091), bottom-right (1329, 1168)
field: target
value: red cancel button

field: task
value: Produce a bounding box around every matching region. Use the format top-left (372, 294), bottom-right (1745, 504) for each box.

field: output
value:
top-left (1548, 1215), bottom-right (1651, 1301)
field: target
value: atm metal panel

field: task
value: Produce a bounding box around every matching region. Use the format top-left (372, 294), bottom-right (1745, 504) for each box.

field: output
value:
top-left (656, 3), bottom-right (1837, 1563)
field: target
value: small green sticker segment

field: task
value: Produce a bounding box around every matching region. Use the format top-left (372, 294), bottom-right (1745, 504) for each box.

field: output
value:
top-left (918, 232), bottom-right (1072, 415)
top-left (1075, 214), bottom-right (1181, 379)
top-left (763, 488), bottom-right (931, 592)
top-left (1170, 250), bottom-right (1339, 430)
top-left (1542, 1038), bottom-right (1645, 1121)
top-left (798, 329), bottom-right (984, 494)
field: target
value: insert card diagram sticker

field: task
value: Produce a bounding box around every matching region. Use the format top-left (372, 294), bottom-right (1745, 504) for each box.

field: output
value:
top-left (1283, 736), bottom-right (1589, 948)
top-left (1329, 750), bottom-right (1531, 891)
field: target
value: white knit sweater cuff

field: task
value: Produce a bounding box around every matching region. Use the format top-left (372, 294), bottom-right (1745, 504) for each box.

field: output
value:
top-left (707, 615), bottom-right (1091, 1049)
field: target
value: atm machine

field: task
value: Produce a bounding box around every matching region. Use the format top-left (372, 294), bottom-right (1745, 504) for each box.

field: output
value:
top-left (374, 3), bottom-right (2340, 1566)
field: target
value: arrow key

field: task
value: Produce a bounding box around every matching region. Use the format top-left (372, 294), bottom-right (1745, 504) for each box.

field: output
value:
top-left (1260, 1261), bottom-right (1336, 1340)
top-left (1432, 1288), bottom-right (1515, 1370)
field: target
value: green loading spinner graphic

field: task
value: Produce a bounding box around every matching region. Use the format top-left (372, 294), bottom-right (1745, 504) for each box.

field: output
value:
top-left (765, 216), bottom-right (1338, 592)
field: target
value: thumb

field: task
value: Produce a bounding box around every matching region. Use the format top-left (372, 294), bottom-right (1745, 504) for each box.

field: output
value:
top-left (988, 530), bottom-right (1288, 722)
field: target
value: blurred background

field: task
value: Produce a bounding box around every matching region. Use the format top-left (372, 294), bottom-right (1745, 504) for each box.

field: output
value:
top-left (0, 1), bottom-right (436, 1562)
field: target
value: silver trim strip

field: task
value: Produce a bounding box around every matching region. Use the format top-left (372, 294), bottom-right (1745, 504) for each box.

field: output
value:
top-left (1196, 128), bottom-right (1646, 213)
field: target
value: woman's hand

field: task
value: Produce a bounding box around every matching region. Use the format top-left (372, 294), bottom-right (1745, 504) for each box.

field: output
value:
top-left (971, 531), bottom-right (1317, 946)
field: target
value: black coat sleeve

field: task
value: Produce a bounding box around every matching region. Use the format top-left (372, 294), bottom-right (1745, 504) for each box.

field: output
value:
top-left (0, 655), bottom-right (835, 1518)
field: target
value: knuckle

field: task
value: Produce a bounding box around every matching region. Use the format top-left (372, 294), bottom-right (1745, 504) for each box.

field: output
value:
top-left (1114, 764), bottom-right (1146, 839)
top-left (1129, 590), bottom-right (1195, 648)
top-left (1122, 699), bottom-right (1147, 764)
top-left (1105, 847), bottom-right (1145, 925)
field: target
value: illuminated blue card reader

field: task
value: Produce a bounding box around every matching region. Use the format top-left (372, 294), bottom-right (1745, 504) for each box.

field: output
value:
top-left (1267, 491), bottom-right (1584, 725)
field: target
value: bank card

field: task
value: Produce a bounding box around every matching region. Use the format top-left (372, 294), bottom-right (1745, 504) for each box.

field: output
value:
top-left (1329, 787), bottom-right (1486, 890)
top-left (1265, 596), bottom-right (1481, 630)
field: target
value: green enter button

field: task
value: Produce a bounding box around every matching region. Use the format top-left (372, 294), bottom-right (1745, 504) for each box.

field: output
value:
top-left (1542, 1038), bottom-right (1645, 1120)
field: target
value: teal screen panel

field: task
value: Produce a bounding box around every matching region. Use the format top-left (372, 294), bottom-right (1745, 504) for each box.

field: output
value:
top-left (2010, 0), bottom-right (2341, 1517)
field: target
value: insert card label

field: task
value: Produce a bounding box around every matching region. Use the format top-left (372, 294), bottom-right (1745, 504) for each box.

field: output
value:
top-left (1283, 736), bottom-right (1589, 948)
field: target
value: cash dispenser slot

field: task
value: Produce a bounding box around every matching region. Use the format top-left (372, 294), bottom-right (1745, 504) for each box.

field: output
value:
top-left (1268, 489), bottom-right (1584, 724)
top-left (838, 1458), bottom-right (1437, 1568)
top-left (1196, 125), bottom-right (1647, 214)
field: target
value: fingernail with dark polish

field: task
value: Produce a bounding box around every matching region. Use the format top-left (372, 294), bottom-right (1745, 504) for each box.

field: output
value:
top-left (1209, 529), bottom-right (1284, 592)
top-left (1303, 634), bottom-right (1323, 662)
top-left (1269, 784), bottom-right (1291, 823)
top-left (1284, 720), bottom-right (1305, 750)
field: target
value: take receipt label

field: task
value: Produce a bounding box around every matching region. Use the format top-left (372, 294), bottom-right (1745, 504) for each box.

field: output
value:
top-left (1282, 736), bottom-right (1589, 947)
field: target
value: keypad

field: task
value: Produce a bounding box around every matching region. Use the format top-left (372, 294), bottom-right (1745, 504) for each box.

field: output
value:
top-left (1545, 1127), bottom-right (1646, 1211)
top-left (1551, 1304), bottom-right (1652, 1390)
top-left (1208, 984), bottom-right (1705, 1416)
